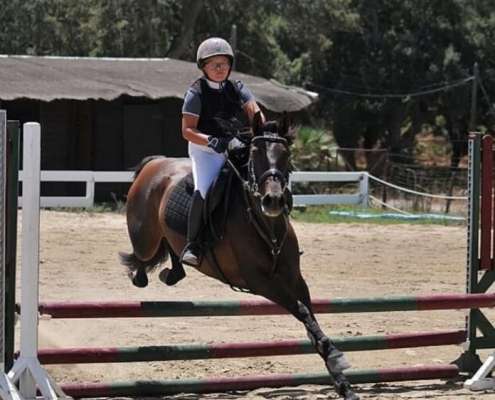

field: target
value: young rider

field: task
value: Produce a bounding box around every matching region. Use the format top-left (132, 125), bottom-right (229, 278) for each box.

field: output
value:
top-left (180, 37), bottom-right (264, 266)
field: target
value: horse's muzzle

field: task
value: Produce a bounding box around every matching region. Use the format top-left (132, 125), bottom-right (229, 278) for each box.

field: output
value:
top-left (261, 191), bottom-right (285, 217)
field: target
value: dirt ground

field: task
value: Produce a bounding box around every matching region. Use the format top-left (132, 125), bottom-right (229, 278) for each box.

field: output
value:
top-left (16, 210), bottom-right (495, 399)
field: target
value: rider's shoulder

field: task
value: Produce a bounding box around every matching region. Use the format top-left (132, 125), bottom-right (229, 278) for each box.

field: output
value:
top-left (228, 79), bottom-right (245, 91)
top-left (189, 78), bottom-right (204, 93)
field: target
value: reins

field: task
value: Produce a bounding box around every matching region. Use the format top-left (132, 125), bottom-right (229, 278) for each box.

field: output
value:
top-left (226, 137), bottom-right (291, 278)
top-left (205, 131), bottom-right (291, 292)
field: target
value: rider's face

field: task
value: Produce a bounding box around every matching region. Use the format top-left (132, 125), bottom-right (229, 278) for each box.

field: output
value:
top-left (203, 55), bottom-right (231, 82)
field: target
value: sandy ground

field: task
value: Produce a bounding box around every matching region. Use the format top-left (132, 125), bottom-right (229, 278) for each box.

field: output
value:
top-left (15, 210), bottom-right (495, 399)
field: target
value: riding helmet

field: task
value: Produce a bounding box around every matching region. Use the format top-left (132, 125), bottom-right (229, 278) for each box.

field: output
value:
top-left (196, 37), bottom-right (234, 68)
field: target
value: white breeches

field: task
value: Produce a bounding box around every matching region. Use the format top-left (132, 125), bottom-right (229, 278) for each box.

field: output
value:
top-left (189, 142), bottom-right (226, 199)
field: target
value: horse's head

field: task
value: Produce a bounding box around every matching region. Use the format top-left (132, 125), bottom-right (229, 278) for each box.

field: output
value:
top-left (248, 112), bottom-right (295, 218)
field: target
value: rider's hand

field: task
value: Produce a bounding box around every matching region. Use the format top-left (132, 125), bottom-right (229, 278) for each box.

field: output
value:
top-left (227, 137), bottom-right (245, 152)
top-left (207, 136), bottom-right (229, 153)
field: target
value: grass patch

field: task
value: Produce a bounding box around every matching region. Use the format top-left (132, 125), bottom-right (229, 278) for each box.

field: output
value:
top-left (290, 205), bottom-right (465, 226)
top-left (46, 200), bottom-right (126, 214)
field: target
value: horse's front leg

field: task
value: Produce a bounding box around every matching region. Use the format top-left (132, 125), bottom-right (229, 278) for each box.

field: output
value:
top-left (247, 274), bottom-right (359, 400)
top-left (296, 301), bottom-right (358, 400)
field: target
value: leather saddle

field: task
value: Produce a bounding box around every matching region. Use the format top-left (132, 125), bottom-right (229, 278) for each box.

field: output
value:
top-left (164, 163), bottom-right (235, 245)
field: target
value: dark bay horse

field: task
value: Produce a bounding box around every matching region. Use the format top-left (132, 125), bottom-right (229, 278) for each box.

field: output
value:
top-left (120, 113), bottom-right (359, 400)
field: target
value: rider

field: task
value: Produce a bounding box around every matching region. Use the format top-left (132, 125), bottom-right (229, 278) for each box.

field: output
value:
top-left (180, 37), bottom-right (265, 266)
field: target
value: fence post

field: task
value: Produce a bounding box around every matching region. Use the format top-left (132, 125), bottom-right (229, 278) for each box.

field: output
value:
top-left (87, 174), bottom-right (95, 207)
top-left (359, 173), bottom-right (369, 207)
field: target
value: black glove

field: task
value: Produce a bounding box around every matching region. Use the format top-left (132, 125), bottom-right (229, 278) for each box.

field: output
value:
top-left (207, 136), bottom-right (230, 153)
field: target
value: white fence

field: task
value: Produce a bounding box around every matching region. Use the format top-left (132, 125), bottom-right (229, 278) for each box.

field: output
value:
top-left (18, 171), bottom-right (133, 208)
top-left (289, 171), bottom-right (368, 207)
top-left (17, 170), bottom-right (369, 208)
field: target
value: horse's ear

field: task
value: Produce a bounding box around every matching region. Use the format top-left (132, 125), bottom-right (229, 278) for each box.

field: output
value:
top-left (279, 112), bottom-right (289, 136)
top-left (279, 112), bottom-right (296, 145)
top-left (252, 111), bottom-right (263, 136)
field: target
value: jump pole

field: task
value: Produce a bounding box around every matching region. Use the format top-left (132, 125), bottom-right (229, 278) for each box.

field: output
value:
top-left (34, 330), bottom-right (466, 364)
top-left (61, 365), bottom-right (460, 398)
top-left (36, 292), bottom-right (495, 318)
top-left (7, 123), bottom-right (67, 399)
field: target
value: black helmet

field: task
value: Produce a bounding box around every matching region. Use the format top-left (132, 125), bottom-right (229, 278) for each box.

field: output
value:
top-left (196, 37), bottom-right (234, 68)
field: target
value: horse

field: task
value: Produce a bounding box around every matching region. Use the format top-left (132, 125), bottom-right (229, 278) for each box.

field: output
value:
top-left (119, 112), bottom-right (360, 400)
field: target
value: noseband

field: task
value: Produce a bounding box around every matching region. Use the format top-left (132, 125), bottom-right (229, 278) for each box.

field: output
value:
top-left (247, 134), bottom-right (289, 195)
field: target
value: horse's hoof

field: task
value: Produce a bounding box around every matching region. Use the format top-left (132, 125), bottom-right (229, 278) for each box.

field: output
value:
top-left (344, 391), bottom-right (359, 400)
top-left (159, 267), bottom-right (186, 286)
top-left (336, 376), bottom-right (359, 400)
top-left (132, 272), bottom-right (148, 288)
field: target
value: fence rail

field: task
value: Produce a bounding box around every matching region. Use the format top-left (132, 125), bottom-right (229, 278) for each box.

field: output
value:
top-left (289, 171), bottom-right (368, 206)
top-left (18, 170), bottom-right (368, 208)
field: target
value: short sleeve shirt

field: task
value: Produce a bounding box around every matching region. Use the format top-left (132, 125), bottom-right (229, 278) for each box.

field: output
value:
top-left (182, 80), bottom-right (255, 117)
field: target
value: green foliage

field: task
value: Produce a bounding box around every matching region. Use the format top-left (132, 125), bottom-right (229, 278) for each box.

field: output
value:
top-left (93, 0), bottom-right (180, 57)
top-left (1, 0), bottom-right (495, 160)
top-left (291, 126), bottom-right (335, 171)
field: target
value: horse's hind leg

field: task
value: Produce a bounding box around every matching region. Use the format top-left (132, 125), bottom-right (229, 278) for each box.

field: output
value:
top-left (120, 238), bottom-right (169, 288)
top-left (250, 276), bottom-right (359, 400)
top-left (159, 241), bottom-right (186, 286)
top-left (120, 187), bottom-right (169, 287)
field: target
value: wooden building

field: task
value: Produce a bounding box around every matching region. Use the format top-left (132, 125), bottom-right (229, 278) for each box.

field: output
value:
top-left (0, 55), bottom-right (316, 171)
top-left (0, 56), bottom-right (316, 200)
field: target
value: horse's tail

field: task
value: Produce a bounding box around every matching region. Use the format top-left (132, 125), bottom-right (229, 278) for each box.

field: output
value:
top-left (132, 155), bottom-right (166, 179)
top-left (119, 240), bottom-right (170, 288)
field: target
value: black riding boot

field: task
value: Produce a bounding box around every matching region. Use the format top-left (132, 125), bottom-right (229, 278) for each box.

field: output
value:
top-left (180, 190), bottom-right (204, 267)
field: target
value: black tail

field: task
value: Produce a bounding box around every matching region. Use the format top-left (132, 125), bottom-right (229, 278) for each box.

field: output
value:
top-left (119, 240), bottom-right (169, 288)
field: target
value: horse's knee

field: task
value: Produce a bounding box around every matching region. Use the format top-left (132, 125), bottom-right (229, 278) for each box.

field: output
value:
top-left (297, 300), bottom-right (311, 318)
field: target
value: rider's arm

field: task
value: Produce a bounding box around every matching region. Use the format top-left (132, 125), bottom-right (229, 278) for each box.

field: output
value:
top-left (235, 81), bottom-right (265, 125)
top-left (243, 99), bottom-right (265, 125)
top-left (182, 87), bottom-right (211, 146)
top-left (181, 114), bottom-right (209, 146)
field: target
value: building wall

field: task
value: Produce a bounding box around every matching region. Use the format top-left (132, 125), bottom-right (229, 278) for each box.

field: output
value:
top-left (1, 96), bottom-right (186, 171)
top-left (1, 96), bottom-right (186, 200)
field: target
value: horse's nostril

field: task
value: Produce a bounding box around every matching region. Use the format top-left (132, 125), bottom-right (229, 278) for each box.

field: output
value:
top-left (261, 195), bottom-right (273, 209)
top-left (262, 193), bottom-right (284, 212)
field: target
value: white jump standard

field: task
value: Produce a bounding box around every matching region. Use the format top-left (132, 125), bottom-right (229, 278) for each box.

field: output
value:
top-left (6, 122), bottom-right (67, 399)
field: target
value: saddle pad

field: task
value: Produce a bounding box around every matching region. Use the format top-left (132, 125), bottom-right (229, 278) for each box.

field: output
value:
top-left (164, 166), bottom-right (235, 238)
top-left (165, 173), bottom-right (194, 236)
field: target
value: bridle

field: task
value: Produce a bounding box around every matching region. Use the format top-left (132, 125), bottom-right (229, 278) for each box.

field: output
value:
top-left (247, 134), bottom-right (289, 196)
top-left (227, 133), bottom-right (291, 281)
